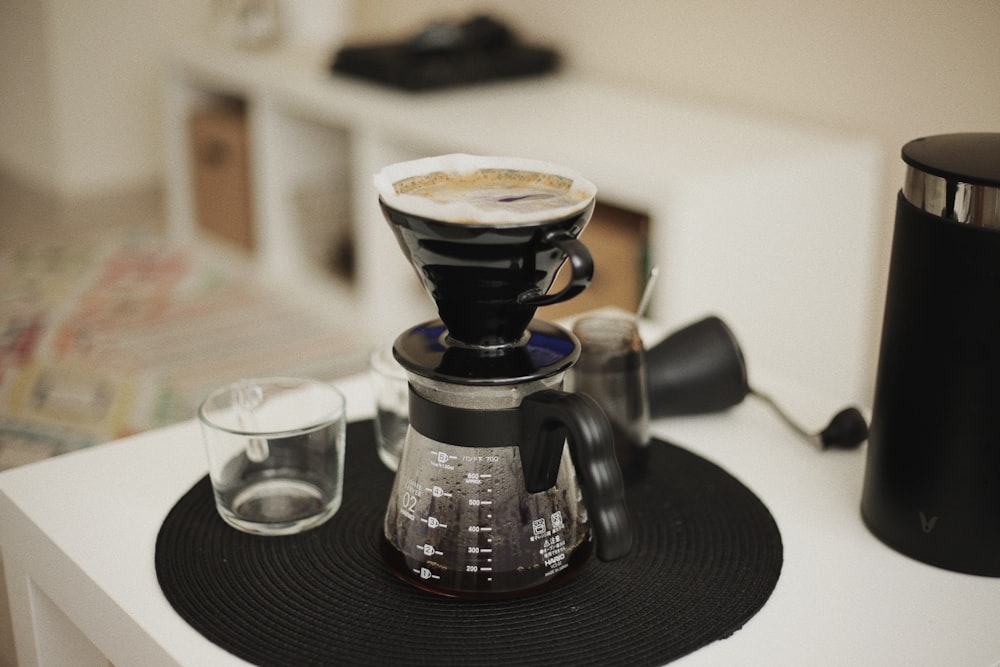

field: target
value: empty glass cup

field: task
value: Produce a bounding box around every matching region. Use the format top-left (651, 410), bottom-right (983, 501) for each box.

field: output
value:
top-left (198, 377), bottom-right (346, 536)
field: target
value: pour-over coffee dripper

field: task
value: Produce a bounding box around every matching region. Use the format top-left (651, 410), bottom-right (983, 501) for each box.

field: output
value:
top-left (374, 154), bottom-right (632, 599)
top-left (377, 155), bottom-right (597, 348)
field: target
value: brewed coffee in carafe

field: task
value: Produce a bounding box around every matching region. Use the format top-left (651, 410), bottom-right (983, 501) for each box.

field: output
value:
top-left (374, 155), bottom-right (632, 599)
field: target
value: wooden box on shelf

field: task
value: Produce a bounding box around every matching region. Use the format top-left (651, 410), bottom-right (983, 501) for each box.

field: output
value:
top-left (540, 202), bottom-right (649, 321)
top-left (189, 104), bottom-right (254, 252)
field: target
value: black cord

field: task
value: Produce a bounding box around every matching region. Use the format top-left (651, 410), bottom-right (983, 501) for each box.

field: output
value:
top-left (749, 388), bottom-right (868, 450)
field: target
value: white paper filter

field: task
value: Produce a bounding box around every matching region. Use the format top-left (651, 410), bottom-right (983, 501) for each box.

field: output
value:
top-left (373, 154), bottom-right (597, 225)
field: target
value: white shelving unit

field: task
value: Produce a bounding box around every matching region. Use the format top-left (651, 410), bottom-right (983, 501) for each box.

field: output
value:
top-left (163, 40), bottom-right (882, 406)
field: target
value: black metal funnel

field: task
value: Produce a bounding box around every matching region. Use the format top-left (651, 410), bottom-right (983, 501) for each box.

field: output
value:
top-left (645, 315), bottom-right (750, 417)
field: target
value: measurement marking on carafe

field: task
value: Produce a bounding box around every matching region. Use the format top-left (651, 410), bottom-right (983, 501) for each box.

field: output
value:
top-left (430, 450), bottom-right (457, 470)
top-left (415, 567), bottom-right (440, 581)
top-left (420, 543), bottom-right (444, 556)
top-left (465, 472), bottom-right (492, 484)
top-left (421, 516), bottom-right (447, 528)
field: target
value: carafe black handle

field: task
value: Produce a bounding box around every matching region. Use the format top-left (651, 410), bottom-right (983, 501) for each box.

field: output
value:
top-left (519, 390), bottom-right (632, 561)
top-left (516, 232), bottom-right (594, 307)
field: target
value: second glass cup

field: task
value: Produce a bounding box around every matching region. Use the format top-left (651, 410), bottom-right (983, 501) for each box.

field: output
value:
top-left (571, 315), bottom-right (650, 482)
top-left (369, 345), bottom-right (409, 471)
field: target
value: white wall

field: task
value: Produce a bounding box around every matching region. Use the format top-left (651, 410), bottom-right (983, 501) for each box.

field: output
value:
top-left (0, 2), bottom-right (59, 192)
top-left (0, 0), bottom-right (209, 197)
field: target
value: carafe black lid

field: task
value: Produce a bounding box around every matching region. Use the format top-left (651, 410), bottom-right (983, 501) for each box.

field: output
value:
top-left (393, 319), bottom-right (579, 385)
top-left (902, 133), bottom-right (1000, 227)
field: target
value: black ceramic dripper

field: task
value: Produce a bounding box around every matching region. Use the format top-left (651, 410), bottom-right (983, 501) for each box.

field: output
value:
top-left (379, 198), bottom-right (597, 348)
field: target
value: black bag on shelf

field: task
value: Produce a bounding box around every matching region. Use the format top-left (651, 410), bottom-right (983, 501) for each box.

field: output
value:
top-left (331, 15), bottom-right (559, 91)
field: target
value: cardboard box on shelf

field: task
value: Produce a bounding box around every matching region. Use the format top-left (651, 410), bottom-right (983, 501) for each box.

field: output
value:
top-left (540, 202), bottom-right (649, 321)
top-left (190, 104), bottom-right (254, 252)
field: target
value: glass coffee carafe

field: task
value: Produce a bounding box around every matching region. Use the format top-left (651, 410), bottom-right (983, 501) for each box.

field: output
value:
top-left (374, 155), bottom-right (632, 599)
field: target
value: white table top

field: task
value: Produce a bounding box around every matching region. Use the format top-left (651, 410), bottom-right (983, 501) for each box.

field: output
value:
top-left (2, 370), bottom-right (999, 666)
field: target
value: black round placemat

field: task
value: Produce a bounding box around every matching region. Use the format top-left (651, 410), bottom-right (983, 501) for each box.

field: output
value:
top-left (156, 421), bottom-right (782, 667)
